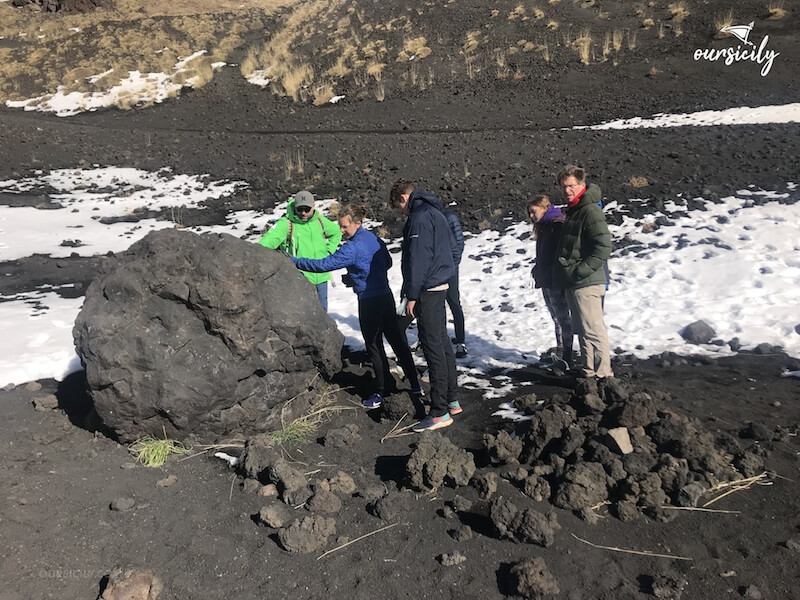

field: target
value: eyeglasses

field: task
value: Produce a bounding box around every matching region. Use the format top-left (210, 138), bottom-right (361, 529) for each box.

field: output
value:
top-left (296, 205), bottom-right (313, 214)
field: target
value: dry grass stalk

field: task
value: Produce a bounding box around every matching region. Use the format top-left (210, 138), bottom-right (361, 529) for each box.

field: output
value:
top-left (547, 20), bottom-right (559, 30)
top-left (317, 523), bottom-right (399, 559)
top-left (626, 29), bottom-right (638, 50)
top-left (703, 472), bottom-right (770, 507)
top-left (571, 534), bottom-right (693, 560)
top-left (612, 29), bottom-right (624, 51)
top-left (509, 4), bottom-right (526, 20)
top-left (668, 1), bottom-right (690, 23)
top-left (660, 506), bottom-right (741, 514)
top-left (642, 17), bottom-right (655, 29)
top-left (381, 414), bottom-right (418, 442)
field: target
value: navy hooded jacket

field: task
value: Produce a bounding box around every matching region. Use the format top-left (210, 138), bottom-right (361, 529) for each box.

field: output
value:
top-left (401, 190), bottom-right (456, 300)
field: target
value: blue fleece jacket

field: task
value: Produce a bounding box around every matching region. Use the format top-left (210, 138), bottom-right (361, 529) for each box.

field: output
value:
top-left (401, 190), bottom-right (456, 300)
top-left (292, 226), bottom-right (392, 300)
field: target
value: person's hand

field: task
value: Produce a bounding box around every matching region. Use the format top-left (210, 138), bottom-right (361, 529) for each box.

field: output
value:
top-left (341, 273), bottom-right (355, 287)
top-left (406, 299), bottom-right (417, 318)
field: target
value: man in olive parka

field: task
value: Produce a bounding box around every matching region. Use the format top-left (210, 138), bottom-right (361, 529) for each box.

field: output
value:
top-left (553, 165), bottom-right (613, 378)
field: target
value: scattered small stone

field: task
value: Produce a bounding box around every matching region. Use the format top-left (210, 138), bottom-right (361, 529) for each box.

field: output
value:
top-left (258, 503), bottom-right (292, 528)
top-left (440, 505), bottom-right (456, 519)
top-left (322, 423), bottom-right (361, 448)
top-left (677, 482), bottom-right (706, 508)
top-left (449, 525), bottom-right (474, 542)
top-left (470, 471), bottom-right (499, 500)
top-left (651, 573), bottom-right (688, 599)
top-left (783, 536), bottom-right (800, 552)
top-left (372, 492), bottom-right (414, 521)
top-left (101, 567), bottom-right (163, 600)
top-left (772, 401), bottom-right (781, 408)
top-left (327, 471), bottom-right (356, 495)
top-left (450, 495), bottom-right (472, 512)
top-left (25, 381), bottom-right (43, 393)
top-left (156, 474), bottom-right (177, 488)
top-left (438, 551), bottom-right (467, 566)
top-left (278, 515), bottom-right (336, 553)
top-left (258, 484), bottom-right (279, 498)
top-left (32, 394), bottom-right (59, 411)
top-left (506, 557), bottom-right (560, 599)
top-left (306, 490), bottom-right (342, 514)
top-left (741, 584), bottom-right (762, 599)
top-left (110, 497), bottom-right (136, 512)
top-left (577, 507), bottom-right (599, 524)
top-left (241, 478), bottom-right (261, 494)
top-left (120, 462), bottom-right (137, 470)
top-left (608, 427), bottom-right (634, 454)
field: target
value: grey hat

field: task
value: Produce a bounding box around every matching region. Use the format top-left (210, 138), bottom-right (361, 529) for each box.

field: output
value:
top-left (293, 190), bottom-right (314, 209)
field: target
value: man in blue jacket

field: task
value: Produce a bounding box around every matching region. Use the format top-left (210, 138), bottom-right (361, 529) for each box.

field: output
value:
top-left (390, 178), bottom-right (460, 432)
top-left (291, 204), bottom-right (422, 407)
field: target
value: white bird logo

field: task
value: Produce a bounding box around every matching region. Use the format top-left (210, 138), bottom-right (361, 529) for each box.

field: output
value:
top-left (720, 21), bottom-right (755, 46)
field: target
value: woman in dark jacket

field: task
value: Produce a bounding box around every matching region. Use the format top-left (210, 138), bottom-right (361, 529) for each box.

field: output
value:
top-left (528, 194), bottom-right (573, 366)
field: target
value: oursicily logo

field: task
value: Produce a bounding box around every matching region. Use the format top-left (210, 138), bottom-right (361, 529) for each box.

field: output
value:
top-left (694, 21), bottom-right (779, 76)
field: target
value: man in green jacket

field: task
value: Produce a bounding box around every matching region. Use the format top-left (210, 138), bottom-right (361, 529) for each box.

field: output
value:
top-left (553, 165), bottom-right (613, 378)
top-left (258, 190), bottom-right (342, 311)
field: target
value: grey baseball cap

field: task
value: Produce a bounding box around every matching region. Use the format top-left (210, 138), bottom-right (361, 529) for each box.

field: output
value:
top-left (293, 190), bottom-right (314, 209)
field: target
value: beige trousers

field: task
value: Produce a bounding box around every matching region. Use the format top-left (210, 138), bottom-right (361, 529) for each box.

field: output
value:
top-left (566, 284), bottom-right (613, 378)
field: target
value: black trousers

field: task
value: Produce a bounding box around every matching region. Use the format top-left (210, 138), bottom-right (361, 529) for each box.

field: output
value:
top-left (359, 293), bottom-right (420, 395)
top-left (446, 270), bottom-right (465, 345)
top-left (416, 289), bottom-right (458, 417)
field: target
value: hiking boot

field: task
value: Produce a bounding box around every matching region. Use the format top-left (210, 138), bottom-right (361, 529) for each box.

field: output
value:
top-left (412, 412), bottom-right (453, 432)
top-left (362, 393), bottom-right (383, 409)
top-left (447, 401), bottom-right (463, 416)
top-left (455, 343), bottom-right (468, 359)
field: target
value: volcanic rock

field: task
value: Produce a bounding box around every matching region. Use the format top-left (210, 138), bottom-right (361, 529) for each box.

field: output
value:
top-left (277, 515), bottom-right (336, 553)
top-left (73, 229), bottom-right (343, 443)
top-left (101, 567), bottom-right (163, 600)
top-left (406, 432), bottom-right (476, 491)
top-left (506, 557), bottom-right (560, 599)
top-left (680, 320), bottom-right (716, 344)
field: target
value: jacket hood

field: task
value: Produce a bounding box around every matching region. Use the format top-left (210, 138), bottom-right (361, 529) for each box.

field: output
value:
top-left (542, 205), bottom-right (565, 222)
top-left (573, 183), bottom-right (602, 209)
top-left (409, 189), bottom-right (444, 212)
top-left (286, 199), bottom-right (314, 224)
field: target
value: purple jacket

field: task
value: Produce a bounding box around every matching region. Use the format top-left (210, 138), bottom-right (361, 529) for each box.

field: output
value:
top-left (532, 205), bottom-right (565, 289)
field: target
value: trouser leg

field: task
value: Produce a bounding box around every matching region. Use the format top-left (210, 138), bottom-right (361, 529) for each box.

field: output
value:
top-left (315, 282), bottom-right (328, 312)
top-left (416, 290), bottom-right (457, 417)
top-left (379, 294), bottom-right (420, 390)
top-left (567, 285), bottom-right (611, 378)
top-left (541, 287), bottom-right (563, 349)
top-left (359, 297), bottom-right (390, 394)
top-left (446, 271), bottom-right (465, 345)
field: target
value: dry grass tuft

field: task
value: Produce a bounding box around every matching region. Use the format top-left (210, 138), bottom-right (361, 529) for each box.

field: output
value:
top-left (462, 31), bottom-right (483, 54)
top-left (547, 20), bottom-right (559, 30)
top-left (509, 4), bottom-right (526, 20)
top-left (641, 17), bottom-right (655, 29)
top-left (312, 81), bottom-right (335, 106)
top-left (713, 11), bottom-right (734, 37)
top-left (572, 29), bottom-right (592, 65)
top-left (626, 29), bottom-right (638, 50)
top-left (668, 1), bottom-right (690, 23)
top-left (766, 1), bottom-right (786, 20)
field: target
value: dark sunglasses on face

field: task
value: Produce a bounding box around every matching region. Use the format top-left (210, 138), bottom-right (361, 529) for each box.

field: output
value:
top-left (296, 205), bottom-right (313, 214)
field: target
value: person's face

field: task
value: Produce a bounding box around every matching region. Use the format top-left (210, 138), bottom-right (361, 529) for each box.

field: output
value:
top-left (296, 204), bottom-right (314, 222)
top-left (338, 215), bottom-right (360, 239)
top-left (529, 204), bottom-right (547, 223)
top-left (560, 176), bottom-right (586, 202)
top-left (392, 194), bottom-right (410, 216)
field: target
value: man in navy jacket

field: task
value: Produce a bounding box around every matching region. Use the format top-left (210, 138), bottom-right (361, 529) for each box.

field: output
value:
top-left (390, 178), bottom-right (460, 432)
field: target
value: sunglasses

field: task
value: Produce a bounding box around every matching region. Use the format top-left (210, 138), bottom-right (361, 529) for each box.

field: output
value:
top-left (296, 205), bottom-right (313, 214)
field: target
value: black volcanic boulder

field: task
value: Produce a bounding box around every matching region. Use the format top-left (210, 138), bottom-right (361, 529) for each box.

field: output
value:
top-left (73, 229), bottom-right (343, 443)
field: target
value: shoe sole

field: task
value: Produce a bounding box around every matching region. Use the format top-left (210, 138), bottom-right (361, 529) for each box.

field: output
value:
top-left (413, 417), bottom-right (453, 432)
top-left (448, 406), bottom-right (463, 416)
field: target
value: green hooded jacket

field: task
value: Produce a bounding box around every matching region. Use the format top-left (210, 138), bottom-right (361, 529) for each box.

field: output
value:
top-left (552, 183), bottom-right (612, 290)
top-left (258, 200), bottom-right (342, 285)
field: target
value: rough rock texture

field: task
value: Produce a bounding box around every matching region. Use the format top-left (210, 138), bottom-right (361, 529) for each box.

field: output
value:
top-left (101, 567), bottom-right (163, 600)
top-left (73, 229), bottom-right (343, 443)
top-left (552, 462), bottom-right (609, 510)
top-left (307, 490), bottom-right (342, 514)
top-left (240, 434), bottom-right (280, 482)
top-left (506, 557), bottom-right (560, 599)
top-left (483, 430), bottom-right (522, 465)
top-left (269, 459), bottom-right (313, 506)
top-left (681, 320), bottom-right (716, 344)
top-left (12, 0), bottom-right (104, 12)
top-left (258, 503), bottom-right (292, 528)
top-left (371, 492), bottom-right (415, 521)
top-left (489, 497), bottom-right (560, 547)
top-left (406, 432), bottom-right (476, 491)
top-left (277, 515), bottom-right (336, 553)
top-left (322, 423), bottom-right (361, 447)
